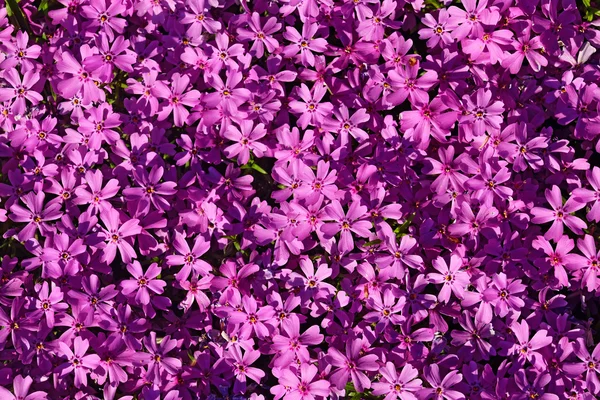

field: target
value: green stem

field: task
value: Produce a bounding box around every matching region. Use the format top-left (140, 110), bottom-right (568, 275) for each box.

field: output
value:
top-left (6, 0), bottom-right (32, 33)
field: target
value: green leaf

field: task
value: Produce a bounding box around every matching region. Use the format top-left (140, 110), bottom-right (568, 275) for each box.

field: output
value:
top-left (6, 0), bottom-right (31, 33)
top-left (364, 239), bottom-right (382, 247)
top-left (425, 0), bottom-right (443, 8)
top-left (39, 0), bottom-right (50, 13)
top-left (251, 163), bottom-right (268, 174)
top-left (582, 0), bottom-right (591, 7)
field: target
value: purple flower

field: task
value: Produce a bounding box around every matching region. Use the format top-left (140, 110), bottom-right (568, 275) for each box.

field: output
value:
top-left (573, 166), bottom-right (600, 222)
top-left (166, 232), bottom-right (212, 281)
top-left (9, 191), bottom-right (62, 241)
top-left (228, 295), bottom-right (275, 339)
top-left (427, 254), bottom-right (470, 303)
top-left (328, 339), bottom-right (379, 392)
top-left (57, 336), bottom-right (101, 388)
top-left (120, 261), bottom-right (166, 305)
top-left (288, 83), bottom-right (333, 129)
top-left (155, 73), bottom-right (201, 127)
top-left (99, 208), bottom-right (142, 264)
top-left (142, 332), bottom-right (182, 382)
top-left (372, 362), bottom-right (423, 400)
top-left (0, 68), bottom-right (42, 115)
top-left (0, 375), bottom-right (47, 400)
top-left (418, 364), bottom-right (464, 400)
top-left (320, 200), bottom-right (372, 254)
top-left (229, 347), bottom-right (265, 394)
top-left (531, 185), bottom-right (588, 241)
top-left (223, 121), bottom-right (268, 165)
top-left (283, 23), bottom-right (327, 67)
top-left (276, 364), bottom-right (331, 400)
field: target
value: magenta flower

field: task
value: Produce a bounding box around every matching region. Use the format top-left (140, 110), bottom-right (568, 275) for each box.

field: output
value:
top-left (0, 375), bottom-right (46, 399)
top-left (228, 295), bottom-right (275, 339)
top-left (448, 0), bottom-right (499, 41)
top-left (33, 281), bottom-right (68, 328)
top-left (55, 49), bottom-right (103, 104)
top-left (363, 289), bottom-right (405, 333)
top-left (532, 235), bottom-right (581, 288)
top-left (74, 169), bottom-right (120, 214)
top-left (320, 200), bottom-right (372, 254)
top-left (271, 317), bottom-right (323, 367)
top-left (573, 166), bottom-right (600, 222)
top-left (237, 12), bottom-right (281, 58)
top-left (57, 336), bottom-right (101, 388)
top-left (490, 272), bottom-right (526, 317)
top-left (419, 9), bottom-right (457, 48)
top-left (120, 261), bottom-right (166, 305)
top-left (83, 34), bottom-right (135, 81)
top-left (0, 68), bottom-right (43, 115)
top-left (204, 70), bottom-right (251, 115)
top-left (99, 208), bottom-right (142, 264)
top-left (283, 22), bottom-right (327, 67)
top-left (400, 97), bottom-right (457, 148)
top-left (288, 83), bottom-right (333, 129)
top-left (223, 121), bottom-right (268, 165)
top-left (501, 27), bottom-right (548, 73)
top-left (0, 31), bottom-right (41, 71)
top-left (276, 364), bottom-right (331, 400)
top-left (166, 232), bottom-right (212, 281)
top-left (450, 313), bottom-right (495, 361)
top-left (462, 88), bottom-right (505, 138)
top-left (155, 73), bottom-right (201, 127)
top-left (564, 338), bottom-right (600, 395)
top-left (9, 191), bottom-right (62, 241)
top-left (531, 185), bottom-right (588, 241)
top-left (418, 364), bottom-right (464, 400)
top-left (499, 320), bottom-right (552, 370)
top-left (122, 165), bottom-right (178, 213)
top-left (427, 254), bottom-right (470, 303)
top-left (142, 332), bottom-right (182, 382)
top-left (81, 0), bottom-right (127, 41)
top-left (229, 347), bottom-right (265, 394)
top-left (328, 339), bottom-right (379, 392)
top-left (181, 0), bottom-right (221, 36)
top-left (372, 362), bottom-right (423, 400)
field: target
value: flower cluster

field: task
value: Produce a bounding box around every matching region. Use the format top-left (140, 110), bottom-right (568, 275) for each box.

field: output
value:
top-left (1, 0), bottom-right (600, 398)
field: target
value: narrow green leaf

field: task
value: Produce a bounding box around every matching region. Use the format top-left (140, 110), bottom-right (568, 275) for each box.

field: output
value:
top-left (251, 163), bottom-right (268, 174)
top-left (6, 0), bottom-right (32, 33)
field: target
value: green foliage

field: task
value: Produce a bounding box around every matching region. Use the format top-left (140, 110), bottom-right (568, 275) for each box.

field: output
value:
top-left (580, 0), bottom-right (600, 21)
top-left (6, 0), bottom-right (32, 33)
top-left (344, 382), bottom-right (385, 400)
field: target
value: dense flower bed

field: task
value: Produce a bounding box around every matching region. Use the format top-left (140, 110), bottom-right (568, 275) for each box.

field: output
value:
top-left (1, 0), bottom-right (600, 398)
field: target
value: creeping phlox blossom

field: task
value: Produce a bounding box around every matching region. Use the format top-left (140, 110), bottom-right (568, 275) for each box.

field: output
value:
top-left (1, 0), bottom-right (600, 398)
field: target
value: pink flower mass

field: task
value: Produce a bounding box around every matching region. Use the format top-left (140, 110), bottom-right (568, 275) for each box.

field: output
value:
top-left (1, 0), bottom-right (600, 399)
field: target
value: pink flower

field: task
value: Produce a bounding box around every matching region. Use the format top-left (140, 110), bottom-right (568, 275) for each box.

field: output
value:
top-left (155, 73), bottom-right (201, 127)
top-left (9, 191), bottom-right (62, 241)
top-left (223, 121), bottom-right (268, 165)
top-left (276, 364), bottom-right (330, 400)
top-left (328, 339), bottom-right (379, 392)
top-left (288, 83), bottom-right (333, 129)
top-left (230, 347), bottom-right (265, 394)
top-left (0, 68), bottom-right (42, 115)
top-left (372, 362), bottom-right (423, 400)
top-left (57, 337), bottom-right (101, 388)
top-left (237, 12), bottom-right (281, 58)
top-left (320, 200), bottom-right (372, 254)
top-left (427, 253), bottom-right (470, 303)
top-left (531, 185), bottom-right (588, 242)
top-left (120, 261), bottom-right (166, 305)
